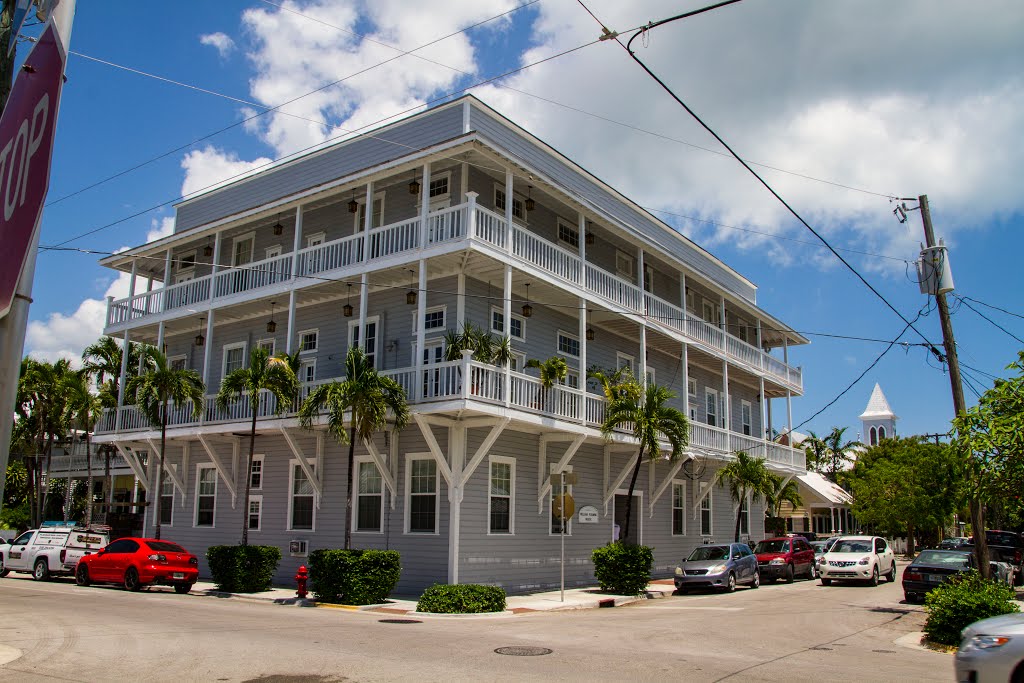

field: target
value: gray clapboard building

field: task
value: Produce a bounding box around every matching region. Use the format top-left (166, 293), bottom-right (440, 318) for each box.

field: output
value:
top-left (92, 96), bottom-right (808, 593)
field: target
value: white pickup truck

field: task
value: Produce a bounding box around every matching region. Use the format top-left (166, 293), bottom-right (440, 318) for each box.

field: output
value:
top-left (0, 525), bottom-right (110, 580)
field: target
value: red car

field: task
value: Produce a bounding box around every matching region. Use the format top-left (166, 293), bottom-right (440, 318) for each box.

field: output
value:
top-left (75, 537), bottom-right (199, 593)
top-left (752, 536), bottom-right (818, 582)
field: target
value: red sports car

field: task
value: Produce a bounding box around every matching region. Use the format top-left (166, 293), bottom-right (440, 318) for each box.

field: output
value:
top-left (75, 537), bottom-right (199, 593)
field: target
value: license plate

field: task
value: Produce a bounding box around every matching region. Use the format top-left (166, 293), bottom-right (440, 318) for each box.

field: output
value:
top-left (926, 574), bottom-right (943, 583)
top-left (172, 572), bottom-right (185, 580)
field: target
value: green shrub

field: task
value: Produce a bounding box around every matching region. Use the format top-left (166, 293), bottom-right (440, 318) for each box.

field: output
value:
top-left (206, 545), bottom-right (281, 593)
top-left (416, 584), bottom-right (507, 613)
top-left (308, 549), bottom-right (401, 605)
top-left (924, 570), bottom-right (1020, 645)
top-left (591, 542), bottom-right (653, 595)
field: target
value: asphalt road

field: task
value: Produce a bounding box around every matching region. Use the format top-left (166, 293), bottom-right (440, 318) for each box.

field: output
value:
top-left (0, 569), bottom-right (952, 682)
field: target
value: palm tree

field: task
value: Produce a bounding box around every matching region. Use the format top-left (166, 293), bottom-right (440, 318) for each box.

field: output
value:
top-left (600, 382), bottom-right (689, 542)
top-left (127, 347), bottom-right (205, 540)
top-left (715, 451), bottom-right (771, 542)
top-left (763, 472), bottom-right (803, 536)
top-left (64, 371), bottom-right (105, 525)
top-left (443, 322), bottom-right (513, 366)
top-left (216, 346), bottom-right (298, 545)
top-left (823, 427), bottom-right (862, 483)
top-left (801, 430), bottom-right (829, 474)
top-left (525, 356), bottom-right (568, 388)
top-left (82, 335), bottom-right (156, 401)
top-left (298, 346), bottom-right (410, 549)
top-left (20, 358), bottom-right (74, 525)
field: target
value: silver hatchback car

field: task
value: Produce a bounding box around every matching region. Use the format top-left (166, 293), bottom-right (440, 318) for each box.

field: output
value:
top-left (674, 543), bottom-right (760, 593)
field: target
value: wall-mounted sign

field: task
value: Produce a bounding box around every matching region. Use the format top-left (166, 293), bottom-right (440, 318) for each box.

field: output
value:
top-left (577, 505), bottom-right (599, 524)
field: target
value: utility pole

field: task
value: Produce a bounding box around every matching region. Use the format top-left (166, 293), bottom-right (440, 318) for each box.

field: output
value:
top-left (917, 195), bottom-right (987, 575)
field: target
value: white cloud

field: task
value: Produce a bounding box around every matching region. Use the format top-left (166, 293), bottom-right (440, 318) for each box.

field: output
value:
top-left (180, 145), bottom-right (273, 198)
top-left (200, 32), bottom-right (235, 58)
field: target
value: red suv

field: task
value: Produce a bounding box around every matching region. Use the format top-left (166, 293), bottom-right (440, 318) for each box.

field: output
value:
top-left (753, 536), bottom-right (818, 582)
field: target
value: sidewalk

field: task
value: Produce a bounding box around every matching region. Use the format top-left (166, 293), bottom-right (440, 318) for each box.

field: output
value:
top-left (187, 579), bottom-right (676, 616)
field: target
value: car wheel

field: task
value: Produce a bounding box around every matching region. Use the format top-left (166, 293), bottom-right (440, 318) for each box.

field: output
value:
top-left (124, 567), bottom-right (143, 592)
top-left (904, 591), bottom-right (914, 603)
top-left (174, 582), bottom-right (193, 595)
top-left (675, 587), bottom-right (688, 595)
top-left (784, 564), bottom-right (794, 584)
top-left (809, 563), bottom-right (819, 580)
top-left (32, 558), bottom-right (49, 581)
top-left (820, 578), bottom-right (832, 586)
top-left (0, 558), bottom-right (9, 578)
top-left (1010, 660), bottom-right (1024, 683)
top-left (75, 564), bottom-right (91, 587)
top-left (887, 560), bottom-right (897, 583)
top-left (750, 571), bottom-right (760, 589)
top-left (725, 572), bottom-right (737, 593)
top-left (868, 565), bottom-right (879, 587)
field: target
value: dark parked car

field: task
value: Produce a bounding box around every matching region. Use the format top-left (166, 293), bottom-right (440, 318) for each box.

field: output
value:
top-left (938, 536), bottom-right (971, 550)
top-left (967, 530), bottom-right (1024, 586)
top-left (75, 537), bottom-right (198, 593)
top-left (902, 549), bottom-right (976, 602)
top-left (753, 537), bottom-right (817, 582)
top-left (674, 543), bottom-right (759, 593)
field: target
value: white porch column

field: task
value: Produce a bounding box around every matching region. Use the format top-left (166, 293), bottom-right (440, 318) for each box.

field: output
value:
top-left (681, 342), bottom-right (689, 419)
top-left (415, 260), bottom-right (427, 401)
top-left (202, 311), bottom-right (216, 387)
top-left (786, 389), bottom-right (794, 443)
top-left (720, 294), bottom-right (727, 333)
top-left (504, 168), bottom-right (514, 254)
top-left (163, 249), bottom-right (173, 288)
top-left (759, 376), bottom-right (767, 441)
top-left (419, 163), bottom-right (431, 247)
top-left (578, 297), bottom-right (587, 424)
top-left (722, 359), bottom-right (730, 452)
top-left (286, 290), bottom-right (297, 354)
top-left (578, 212), bottom-right (586, 263)
top-left (156, 322), bottom-right (165, 355)
top-left (639, 324), bottom-right (648, 390)
top-left (116, 331), bottom-right (131, 413)
top-left (503, 265), bottom-right (512, 408)
top-left (211, 231), bottom-right (223, 279)
top-left (456, 273), bottom-right (466, 329)
top-left (146, 277), bottom-right (153, 293)
top-left (357, 273), bottom-right (369, 349)
top-left (292, 204), bottom-right (304, 275)
top-left (447, 425), bottom-right (466, 584)
top-left (362, 181), bottom-right (374, 259)
top-left (680, 272), bottom-right (688, 323)
top-left (128, 259), bottom-right (138, 300)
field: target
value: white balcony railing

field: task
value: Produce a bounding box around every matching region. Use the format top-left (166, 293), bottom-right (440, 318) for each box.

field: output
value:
top-left (106, 198), bottom-right (801, 391)
top-left (96, 357), bottom-right (804, 471)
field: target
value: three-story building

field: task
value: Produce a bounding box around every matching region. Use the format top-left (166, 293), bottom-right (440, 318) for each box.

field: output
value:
top-left (92, 96), bottom-right (807, 593)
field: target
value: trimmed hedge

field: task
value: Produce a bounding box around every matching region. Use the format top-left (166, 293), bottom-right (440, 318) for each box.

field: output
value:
top-left (206, 545), bottom-right (281, 593)
top-left (417, 584), bottom-right (507, 614)
top-left (592, 542), bottom-right (653, 595)
top-left (309, 549), bottom-right (401, 605)
top-left (924, 570), bottom-right (1020, 645)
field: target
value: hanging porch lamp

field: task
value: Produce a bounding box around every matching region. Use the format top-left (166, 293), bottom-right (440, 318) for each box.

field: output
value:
top-left (203, 238), bottom-right (213, 258)
top-left (348, 189), bottom-right (358, 214)
top-left (343, 283), bottom-right (354, 317)
top-left (586, 309), bottom-right (595, 341)
top-left (408, 170), bottom-right (420, 196)
top-left (195, 317), bottom-right (206, 347)
top-left (266, 301), bottom-right (277, 334)
top-left (521, 283), bottom-right (533, 318)
top-left (272, 213), bottom-right (284, 236)
top-left (525, 185), bottom-right (535, 212)
top-left (406, 269), bottom-right (418, 305)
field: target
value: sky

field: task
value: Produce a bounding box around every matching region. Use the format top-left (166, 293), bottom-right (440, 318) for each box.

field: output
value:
top-left (15, 0), bottom-right (1024, 442)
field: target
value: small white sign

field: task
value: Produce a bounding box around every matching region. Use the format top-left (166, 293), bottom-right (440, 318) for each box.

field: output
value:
top-left (577, 506), bottom-right (599, 524)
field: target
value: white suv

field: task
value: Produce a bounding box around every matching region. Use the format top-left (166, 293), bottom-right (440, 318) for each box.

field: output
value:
top-left (0, 525), bottom-right (109, 580)
top-left (818, 535), bottom-right (896, 586)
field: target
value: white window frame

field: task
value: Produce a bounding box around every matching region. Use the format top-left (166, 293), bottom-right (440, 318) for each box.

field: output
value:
top-left (549, 464), bottom-right (574, 536)
top-left (736, 317), bottom-right (750, 343)
top-left (305, 232), bottom-right (326, 248)
top-left (493, 184), bottom-right (524, 220)
top-left (265, 245), bottom-right (283, 260)
top-left (702, 298), bottom-right (720, 326)
top-left (427, 171), bottom-right (451, 201)
top-left (700, 482), bottom-right (712, 536)
top-left (413, 305), bottom-right (447, 333)
top-left (174, 271), bottom-right (195, 285)
top-left (168, 354), bottom-right (187, 371)
top-left (879, 426), bottom-right (887, 440)
top-left (685, 288), bottom-right (697, 313)
top-left (297, 328), bottom-right (319, 355)
top-left (705, 387), bottom-right (719, 427)
top-left (159, 475), bottom-right (174, 528)
top-left (176, 250), bottom-right (197, 273)
top-left (870, 426), bottom-right (877, 446)
top-left (298, 358), bottom-right (316, 385)
top-left (645, 367), bottom-right (655, 387)
top-left (248, 495), bottom-right (263, 532)
top-left (738, 493), bottom-right (750, 537)
top-left (671, 480), bottom-right (686, 536)
top-left (509, 351), bottom-right (527, 373)
top-left (741, 400), bottom-right (753, 436)
top-left (222, 342), bottom-right (247, 379)
top-left (557, 219), bottom-right (579, 249)
top-left (348, 315), bottom-right (381, 367)
top-left (490, 306), bottom-right (525, 341)
top-left (560, 369), bottom-right (580, 389)
top-left (643, 263), bottom-right (655, 293)
top-left (256, 338), bottom-right (276, 356)
top-left (616, 352), bottom-right (635, 375)
top-left (231, 231), bottom-right (256, 266)
top-left (353, 192), bottom-right (386, 233)
top-left (556, 330), bottom-right (580, 358)
top-left (405, 454), bottom-right (440, 535)
top-left (688, 377), bottom-right (697, 397)
top-left (353, 456), bottom-right (384, 534)
top-left (488, 455), bottom-right (515, 535)
top-left (615, 249), bottom-right (635, 279)
top-left (288, 458), bottom-right (317, 532)
top-left (194, 464), bottom-right (218, 528)
top-left (250, 454), bottom-right (264, 491)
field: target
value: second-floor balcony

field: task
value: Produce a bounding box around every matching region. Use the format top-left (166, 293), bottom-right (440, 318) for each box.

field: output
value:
top-left (106, 197), bottom-right (802, 392)
top-left (95, 355), bottom-right (805, 472)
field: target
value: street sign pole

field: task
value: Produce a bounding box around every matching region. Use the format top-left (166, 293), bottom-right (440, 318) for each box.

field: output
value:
top-left (560, 471), bottom-right (565, 602)
top-left (0, 0), bottom-right (76, 510)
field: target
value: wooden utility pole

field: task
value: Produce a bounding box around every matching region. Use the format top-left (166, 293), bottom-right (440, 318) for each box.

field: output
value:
top-left (918, 195), bottom-right (987, 575)
top-left (0, 1), bottom-right (16, 112)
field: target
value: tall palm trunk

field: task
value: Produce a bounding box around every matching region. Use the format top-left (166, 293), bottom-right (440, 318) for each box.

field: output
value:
top-left (621, 444), bottom-right (647, 542)
top-left (64, 430), bottom-right (80, 523)
top-left (241, 403), bottom-right (257, 546)
top-left (734, 487), bottom-right (745, 542)
top-left (970, 498), bottom-right (988, 578)
top-left (104, 446), bottom-right (111, 521)
top-left (345, 424), bottom-right (356, 550)
top-left (85, 430), bottom-right (93, 525)
top-left (40, 430), bottom-right (55, 522)
top-left (154, 401), bottom-right (167, 540)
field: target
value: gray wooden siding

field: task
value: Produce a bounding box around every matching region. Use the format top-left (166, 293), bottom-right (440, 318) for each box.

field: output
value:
top-left (174, 104), bottom-right (465, 234)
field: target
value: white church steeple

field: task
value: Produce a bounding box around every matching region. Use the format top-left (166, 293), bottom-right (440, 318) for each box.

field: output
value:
top-left (859, 383), bottom-right (897, 446)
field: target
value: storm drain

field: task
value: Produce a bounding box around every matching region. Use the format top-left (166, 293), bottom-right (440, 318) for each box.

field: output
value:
top-left (494, 646), bottom-right (553, 657)
top-left (378, 618), bottom-right (422, 624)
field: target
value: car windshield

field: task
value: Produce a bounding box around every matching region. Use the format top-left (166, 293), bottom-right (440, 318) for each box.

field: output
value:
top-left (986, 532), bottom-right (1023, 548)
top-left (753, 540), bottom-right (789, 553)
top-left (145, 541), bottom-right (186, 553)
top-left (810, 542), bottom-right (828, 552)
top-left (915, 550), bottom-right (970, 568)
top-left (687, 546), bottom-right (729, 561)
top-left (832, 540), bottom-right (872, 553)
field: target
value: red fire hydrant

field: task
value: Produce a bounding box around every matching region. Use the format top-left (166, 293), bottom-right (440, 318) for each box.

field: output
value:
top-left (295, 565), bottom-right (309, 599)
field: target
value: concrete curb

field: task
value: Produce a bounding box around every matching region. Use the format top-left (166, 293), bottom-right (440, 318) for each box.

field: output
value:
top-left (894, 631), bottom-right (955, 656)
top-left (194, 588), bottom-right (315, 607)
top-left (408, 610), bottom-right (516, 619)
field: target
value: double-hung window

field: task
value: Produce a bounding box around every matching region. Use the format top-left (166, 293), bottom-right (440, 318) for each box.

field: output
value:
top-left (250, 454), bottom-right (264, 491)
top-left (355, 458), bottom-right (384, 533)
top-left (494, 187), bottom-right (524, 220)
top-left (248, 496), bottom-right (262, 531)
top-left (414, 306), bottom-right (446, 333)
top-left (349, 316), bottom-right (380, 368)
top-left (289, 461), bottom-right (316, 531)
top-left (557, 331), bottom-right (580, 358)
top-left (489, 457), bottom-right (515, 534)
top-left (705, 388), bottom-right (719, 427)
top-left (223, 343), bottom-right (246, 377)
top-left (700, 483), bottom-right (712, 536)
top-left (298, 329), bottom-right (318, 354)
top-left (557, 220), bottom-right (579, 248)
top-left (195, 466), bottom-right (217, 527)
top-left (739, 496), bottom-right (749, 536)
top-left (741, 400), bottom-right (752, 436)
top-left (406, 457), bottom-right (438, 533)
top-left (490, 306), bottom-right (525, 340)
top-left (672, 481), bottom-right (686, 536)
top-left (159, 476), bottom-right (173, 527)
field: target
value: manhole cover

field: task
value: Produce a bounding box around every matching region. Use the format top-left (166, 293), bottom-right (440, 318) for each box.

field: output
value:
top-left (494, 646), bottom-right (553, 657)
top-left (378, 618), bottom-right (422, 624)
top-left (809, 646), bottom-right (833, 651)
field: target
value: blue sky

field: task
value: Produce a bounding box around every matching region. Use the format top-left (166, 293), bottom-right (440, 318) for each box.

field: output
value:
top-left (17, 0), bottom-right (1024, 441)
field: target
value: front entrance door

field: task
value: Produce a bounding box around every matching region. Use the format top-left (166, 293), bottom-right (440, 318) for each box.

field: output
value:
top-left (614, 493), bottom-right (641, 544)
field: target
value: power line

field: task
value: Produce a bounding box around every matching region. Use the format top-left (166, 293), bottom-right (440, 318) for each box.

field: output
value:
top-left (954, 295), bottom-right (1024, 346)
top-left (957, 295), bottom-right (1024, 321)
